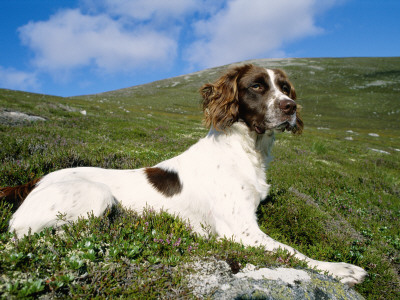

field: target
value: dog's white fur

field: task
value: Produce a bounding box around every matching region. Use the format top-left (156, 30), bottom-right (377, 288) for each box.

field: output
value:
top-left (8, 67), bottom-right (367, 287)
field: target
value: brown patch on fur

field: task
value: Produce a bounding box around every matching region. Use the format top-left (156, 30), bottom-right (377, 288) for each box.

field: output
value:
top-left (0, 178), bottom-right (41, 212)
top-left (272, 69), bottom-right (297, 100)
top-left (145, 167), bottom-right (182, 197)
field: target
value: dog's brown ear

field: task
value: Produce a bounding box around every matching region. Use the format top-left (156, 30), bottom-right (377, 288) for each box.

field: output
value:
top-left (287, 77), bottom-right (303, 134)
top-left (200, 65), bottom-right (252, 131)
top-left (200, 84), bottom-right (214, 109)
top-left (292, 104), bottom-right (304, 135)
top-left (289, 84), bottom-right (297, 100)
top-left (200, 71), bottom-right (240, 130)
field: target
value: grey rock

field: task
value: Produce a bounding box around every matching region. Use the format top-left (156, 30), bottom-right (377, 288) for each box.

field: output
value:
top-left (0, 110), bottom-right (46, 125)
top-left (187, 258), bottom-right (364, 300)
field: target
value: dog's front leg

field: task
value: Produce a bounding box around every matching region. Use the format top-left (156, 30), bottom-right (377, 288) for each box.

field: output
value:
top-left (214, 215), bottom-right (367, 287)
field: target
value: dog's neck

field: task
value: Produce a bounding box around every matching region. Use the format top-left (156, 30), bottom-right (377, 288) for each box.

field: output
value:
top-left (206, 122), bottom-right (275, 168)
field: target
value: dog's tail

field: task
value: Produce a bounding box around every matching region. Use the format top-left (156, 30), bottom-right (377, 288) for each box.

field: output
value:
top-left (0, 178), bottom-right (41, 212)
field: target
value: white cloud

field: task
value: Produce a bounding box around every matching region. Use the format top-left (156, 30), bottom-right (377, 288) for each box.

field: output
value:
top-left (0, 66), bottom-right (38, 91)
top-left (81, 0), bottom-right (223, 21)
top-left (18, 9), bottom-right (177, 73)
top-left (16, 0), bottom-right (339, 81)
top-left (85, 0), bottom-right (198, 20)
top-left (186, 0), bottom-right (335, 68)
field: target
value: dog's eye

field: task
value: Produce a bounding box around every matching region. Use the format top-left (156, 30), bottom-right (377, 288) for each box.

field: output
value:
top-left (282, 84), bottom-right (290, 95)
top-left (251, 83), bottom-right (262, 90)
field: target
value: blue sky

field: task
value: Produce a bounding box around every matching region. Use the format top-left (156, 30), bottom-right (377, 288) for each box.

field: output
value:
top-left (0, 0), bottom-right (399, 97)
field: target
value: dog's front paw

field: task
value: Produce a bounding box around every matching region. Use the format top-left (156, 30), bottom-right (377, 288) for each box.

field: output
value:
top-left (319, 261), bottom-right (367, 287)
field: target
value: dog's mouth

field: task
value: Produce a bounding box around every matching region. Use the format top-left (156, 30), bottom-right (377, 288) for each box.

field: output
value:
top-left (254, 125), bottom-right (266, 134)
top-left (273, 121), bottom-right (294, 132)
top-left (252, 112), bottom-right (297, 134)
top-left (254, 121), bottom-right (295, 134)
top-left (272, 112), bottom-right (298, 133)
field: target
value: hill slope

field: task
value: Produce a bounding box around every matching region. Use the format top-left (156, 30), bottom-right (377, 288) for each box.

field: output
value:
top-left (82, 57), bottom-right (400, 130)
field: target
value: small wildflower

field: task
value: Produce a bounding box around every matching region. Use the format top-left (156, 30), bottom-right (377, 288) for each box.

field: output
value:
top-left (173, 238), bottom-right (181, 247)
top-left (277, 257), bottom-right (290, 264)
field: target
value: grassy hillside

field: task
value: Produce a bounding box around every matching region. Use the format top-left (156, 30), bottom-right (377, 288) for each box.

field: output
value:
top-left (0, 57), bottom-right (399, 299)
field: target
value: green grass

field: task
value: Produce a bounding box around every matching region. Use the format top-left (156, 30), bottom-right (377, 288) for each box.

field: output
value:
top-left (1, 57), bottom-right (399, 299)
top-left (0, 207), bottom-right (299, 299)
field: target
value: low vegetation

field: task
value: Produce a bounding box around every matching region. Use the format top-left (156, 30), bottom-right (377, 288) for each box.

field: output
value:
top-left (0, 57), bottom-right (399, 299)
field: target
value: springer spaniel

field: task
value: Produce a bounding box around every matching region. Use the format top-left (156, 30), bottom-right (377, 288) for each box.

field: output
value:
top-left (1, 64), bottom-right (366, 286)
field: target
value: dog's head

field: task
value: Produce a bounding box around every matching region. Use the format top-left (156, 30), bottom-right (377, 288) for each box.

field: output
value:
top-left (200, 64), bottom-right (303, 134)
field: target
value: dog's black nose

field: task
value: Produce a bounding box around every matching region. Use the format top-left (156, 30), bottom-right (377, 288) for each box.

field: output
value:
top-left (279, 99), bottom-right (296, 115)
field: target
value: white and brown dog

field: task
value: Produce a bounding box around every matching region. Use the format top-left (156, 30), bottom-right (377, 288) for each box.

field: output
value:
top-left (1, 64), bottom-right (366, 286)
